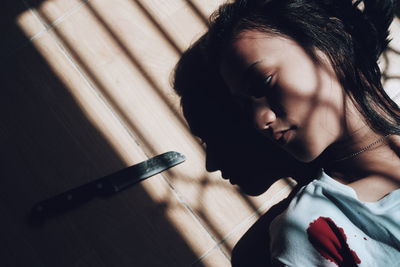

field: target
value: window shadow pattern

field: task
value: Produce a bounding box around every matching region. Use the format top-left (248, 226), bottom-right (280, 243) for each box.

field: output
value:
top-left (0, 0), bottom-right (213, 266)
top-left (1, 1), bottom-right (399, 267)
top-left (22, 1), bottom-right (303, 264)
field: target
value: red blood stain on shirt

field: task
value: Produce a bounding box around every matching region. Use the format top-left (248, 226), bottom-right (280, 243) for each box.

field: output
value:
top-left (307, 217), bottom-right (361, 266)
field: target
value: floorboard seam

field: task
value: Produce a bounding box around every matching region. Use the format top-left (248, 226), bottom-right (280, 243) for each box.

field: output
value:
top-left (23, 3), bottom-right (225, 265)
top-left (25, 0), bottom-right (148, 152)
top-left (160, 175), bottom-right (231, 264)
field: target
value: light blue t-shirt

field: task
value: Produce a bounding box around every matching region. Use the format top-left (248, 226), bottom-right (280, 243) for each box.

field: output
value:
top-left (269, 170), bottom-right (400, 266)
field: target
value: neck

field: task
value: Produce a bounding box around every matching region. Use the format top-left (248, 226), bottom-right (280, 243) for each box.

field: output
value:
top-left (310, 97), bottom-right (400, 201)
top-left (318, 125), bottom-right (396, 175)
top-left (315, 129), bottom-right (400, 202)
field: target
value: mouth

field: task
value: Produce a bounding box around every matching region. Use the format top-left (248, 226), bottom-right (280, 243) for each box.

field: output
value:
top-left (221, 171), bottom-right (238, 184)
top-left (272, 128), bottom-right (294, 145)
top-left (220, 170), bottom-right (229, 179)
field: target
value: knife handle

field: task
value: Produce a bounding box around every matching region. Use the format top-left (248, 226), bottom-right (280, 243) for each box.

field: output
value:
top-left (30, 179), bottom-right (114, 218)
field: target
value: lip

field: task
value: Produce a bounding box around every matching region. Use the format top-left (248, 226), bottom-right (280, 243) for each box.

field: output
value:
top-left (273, 131), bottom-right (285, 140)
top-left (221, 171), bottom-right (238, 184)
top-left (273, 129), bottom-right (294, 145)
top-left (220, 170), bottom-right (229, 180)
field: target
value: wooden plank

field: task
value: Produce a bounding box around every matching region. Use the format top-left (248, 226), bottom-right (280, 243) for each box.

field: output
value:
top-left (0, 23), bottom-right (216, 267)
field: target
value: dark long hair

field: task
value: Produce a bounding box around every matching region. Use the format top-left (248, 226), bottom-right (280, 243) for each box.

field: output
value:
top-left (197, 0), bottom-right (400, 136)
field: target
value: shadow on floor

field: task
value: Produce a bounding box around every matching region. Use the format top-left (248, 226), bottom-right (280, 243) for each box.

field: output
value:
top-left (0, 1), bottom-right (205, 266)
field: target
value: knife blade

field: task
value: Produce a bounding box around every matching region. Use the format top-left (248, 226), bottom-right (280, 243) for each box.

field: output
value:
top-left (30, 151), bottom-right (185, 219)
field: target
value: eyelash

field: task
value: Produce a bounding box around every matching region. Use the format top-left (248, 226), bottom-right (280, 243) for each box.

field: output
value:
top-left (249, 75), bottom-right (273, 99)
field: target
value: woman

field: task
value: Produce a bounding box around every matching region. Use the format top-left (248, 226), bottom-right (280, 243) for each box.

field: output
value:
top-left (174, 0), bottom-right (400, 266)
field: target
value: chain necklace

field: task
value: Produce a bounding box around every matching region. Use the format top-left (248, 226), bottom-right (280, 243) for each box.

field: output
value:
top-left (332, 134), bottom-right (392, 163)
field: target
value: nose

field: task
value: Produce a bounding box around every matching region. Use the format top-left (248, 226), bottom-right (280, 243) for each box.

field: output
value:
top-left (252, 99), bottom-right (276, 130)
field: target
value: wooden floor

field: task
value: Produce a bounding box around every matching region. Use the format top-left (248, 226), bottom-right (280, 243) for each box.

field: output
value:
top-left (1, 1), bottom-right (399, 266)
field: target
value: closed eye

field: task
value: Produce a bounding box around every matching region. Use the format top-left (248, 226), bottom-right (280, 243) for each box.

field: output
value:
top-left (249, 75), bottom-right (272, 99)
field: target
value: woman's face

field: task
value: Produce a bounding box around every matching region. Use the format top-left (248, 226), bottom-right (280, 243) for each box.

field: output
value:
top-left (220, 30), bottom-right (346, 162)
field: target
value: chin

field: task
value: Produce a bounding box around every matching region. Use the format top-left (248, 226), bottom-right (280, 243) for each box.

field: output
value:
top-left (237, 185), bottom-right (269, 196)
top-left (284, 140), bottom-right (324, 163)
top-left (288, 149), bottom-right (317, 163)
top-left (234, 177), bottom-right (276, 196)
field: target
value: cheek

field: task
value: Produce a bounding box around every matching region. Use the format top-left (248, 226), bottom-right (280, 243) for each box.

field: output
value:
top-left (278, 88), bottom-right (317, 126)
top-left (279, 65), bottom-right (343, 129)
top-left (277, 75), bottom-right (324, 121)
top-left (279, 53), bottom-right (322, 95)
top-left (276, 60), bottom-right (343, 161)
top-left (288, 105), bottom-right (342, 162)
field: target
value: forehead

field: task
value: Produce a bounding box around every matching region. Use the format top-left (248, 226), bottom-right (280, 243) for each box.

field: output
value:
top-left (219, 30), bottom-right (295, 93)
top-left (229, 30), bottom-right (290, 62)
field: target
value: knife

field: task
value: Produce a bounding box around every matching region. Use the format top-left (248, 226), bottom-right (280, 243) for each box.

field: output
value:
top-left (30, 151), bottom-right (185, 220)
